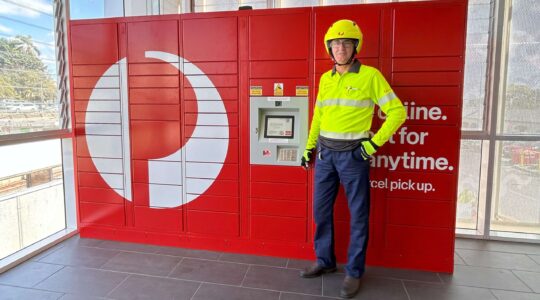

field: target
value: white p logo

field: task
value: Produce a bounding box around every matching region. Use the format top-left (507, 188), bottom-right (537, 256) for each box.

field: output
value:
top-left (85, 51), bottom-right (229, 208)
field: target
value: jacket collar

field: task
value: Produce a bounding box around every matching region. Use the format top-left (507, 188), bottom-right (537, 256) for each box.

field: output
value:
top-left (331, 59), bottom-right (361, 76)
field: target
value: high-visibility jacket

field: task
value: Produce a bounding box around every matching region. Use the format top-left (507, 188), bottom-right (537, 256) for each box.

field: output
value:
top-left (306, 62), bottom-right (407, 150)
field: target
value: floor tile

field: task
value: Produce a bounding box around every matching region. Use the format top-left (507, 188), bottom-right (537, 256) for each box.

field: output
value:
top-left (455, 239), bottom-right (540, 255)
top-left (219, 252), bottom-right (288, 267)
top-left (154, 246), bottom-right (221, 260)
top-left (513, 270), bottom-right (540, 293)
top-left (30, 244), bottom-right (66, 262)
top-left (322, 273), bottom-right (408, 299)
top-left (30, 236), bottom-right (101, 262)
top-left (108, 274), bottom-right (200, 300)
top-left (455, 239), bottom-right (490, 251)
top-left (192, 283), bottom-right (280, 300)
top-left (454, 253), bottom-right (466, 265)
top-left (94, 240), bottom-right (160, 254)
top-left (38, 246), bottom-right (119, 268)
top-left (529, 255), bottom-right (540, 265)
top-left (59, 294), bottom-right (107, 300)
top-left (242, 265), bottom-right (322, 295)
top-left (440, 265), bottom-right (531, 292)
top-left (100, 251), bottom-right (181, 276)
top-left (365, 266), bottom-right (441, 283)
top-left (281, 293), bottom-right (338, 300)
top-left (286, 258), bottom-right (314, 270)
top-left (490, 289), bottom-right (540, 300)
top-left (0, 284), bottom-right (62, 300)
top-left (0, 262), bottom-right (63, 288)
top-left (62, 236), bottom-right (104, 248)
top-left (169, 258), bottom-right (248, 285)
top-left (457, 249), bottom-right (540, 272)
top-left (404, 281), bottom-right (497, 300)
top-left (35, 266), bottom-right (128, 297)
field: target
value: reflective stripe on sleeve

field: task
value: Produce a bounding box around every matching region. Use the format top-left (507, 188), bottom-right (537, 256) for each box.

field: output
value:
top-left (319, 130), bottom-right (370, 140)
top-left (316, 98), bottom-right (373, 108)
top-left (377, 91), bottom-right (397, 106)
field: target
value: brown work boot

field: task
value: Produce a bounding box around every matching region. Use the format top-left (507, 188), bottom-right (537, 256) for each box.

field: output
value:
top-left (340, 275), bottom-right (361, 298)
top-left (299, 264), bottom-right (337, 278)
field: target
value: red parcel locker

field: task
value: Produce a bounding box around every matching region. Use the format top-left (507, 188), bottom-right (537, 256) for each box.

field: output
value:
top-left (69, 0), bottom-right (467, 273)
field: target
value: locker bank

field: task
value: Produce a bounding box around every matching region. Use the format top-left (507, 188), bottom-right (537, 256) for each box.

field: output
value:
top-left (70, 0), bottom-right (466, 274)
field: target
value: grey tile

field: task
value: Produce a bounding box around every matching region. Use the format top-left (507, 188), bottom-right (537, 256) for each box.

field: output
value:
top-left (404, 281), bottom-right (497, 300)
top-left (529, 255), bottom-right (540, 265)
top-left (242, 265), bottom-right (322, 295)
top-left (38, 246), bottom-right (119, 268)
top-left (154, 246), bottom-right (221, 260)
top-left (169, 258), bottom-right (248, 285)
top-left (192, 283), bottom-right (280, 300)
top-left (322, 273), bottom-right (408, 299)
top-left (62, 236), bottom-right (104, 248)
top-left (455, 238), bottom-right (540, 255)
top-left (219, 252), bottom-right (288, 267)
top-left (365, 266), bottom-right (441, 283)
top-left (59, 294), bottom-right (106, 300)
top-left (514, 270), bottom-right (540, 293)
top-left (32, 235), bottom-right (106, 261)
top-left (440, 265), bottom-right (531, 292)
top-left (35, 266), bottom-right (128, 297)
top-left (94, 240), bottom-right (160, 253)
top-left (30, 244), bottom-right (66, 262)
top-left (0, 284), bottom-right (62, 300)
top-left (281, 293), bottom-right (338, 300)
top-left (0, 262), bottom-right (63, 288)
top-left (490, 289), bottom-right (540, 300)
top-left (30, 236), bottom-right (102, 262)
top-left (457, 249), bottom-right (540, 272)
top-left (108, 274), bottom-right (200, 300)
top-left (455, 239), bottom-right (490, 251)
top-left (287, 259), bottom-right (314, 270)
top-left (100, 251), bottom-right (181, 276)
top-left (454, 253), bottom-right (466, 265)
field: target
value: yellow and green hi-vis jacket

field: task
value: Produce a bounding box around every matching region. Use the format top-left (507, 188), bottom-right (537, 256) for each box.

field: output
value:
top-left (306, 61), bottom-right (407, 150)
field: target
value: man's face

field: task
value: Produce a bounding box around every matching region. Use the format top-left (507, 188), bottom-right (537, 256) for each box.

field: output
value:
top-left (330, 39), bottom-right (355, 65)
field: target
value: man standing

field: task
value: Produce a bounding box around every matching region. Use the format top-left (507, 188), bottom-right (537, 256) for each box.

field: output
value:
top-left (300, 19), bottom-right (406, 298)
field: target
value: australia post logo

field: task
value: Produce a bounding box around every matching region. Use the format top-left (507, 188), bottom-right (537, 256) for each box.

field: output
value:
top-left (84, 51), bottom-right (229, 209)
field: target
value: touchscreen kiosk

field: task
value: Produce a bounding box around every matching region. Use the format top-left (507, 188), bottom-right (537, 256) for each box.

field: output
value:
top-left (250, 97), bottom-right (308, 166)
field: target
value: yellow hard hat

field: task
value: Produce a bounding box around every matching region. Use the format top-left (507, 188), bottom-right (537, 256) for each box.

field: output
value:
top-left (324, 19), bottom-right (363, 55)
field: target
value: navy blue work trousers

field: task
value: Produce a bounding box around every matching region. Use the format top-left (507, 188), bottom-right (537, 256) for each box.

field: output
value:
top-left (313, 146), bottom-right (370, 278)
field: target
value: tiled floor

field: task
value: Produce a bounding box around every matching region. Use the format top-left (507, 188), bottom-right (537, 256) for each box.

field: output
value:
top-left (1, 236), bottom-right (540, 299)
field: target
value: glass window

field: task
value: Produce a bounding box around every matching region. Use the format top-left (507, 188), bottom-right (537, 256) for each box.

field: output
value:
top-left (194, 0), bottom-right (266, 12)
top-left (0, 0), bottom-right (62, 135)
top-left (70, 0), bottom-right (187, 19)
top-left (69, 0), bottom-right (107, 19)
top-left (491, 141), bottom-right (540, 235)
top-left (279, 0), bottom-right (320, 8)
top-left (461, 0), bottom-right (491, 131)
top-left (501, 0), bottom-right (540, 136)
top-left (0, 139), bottom-right (66, 260)
top-left (456, 140), bottom-right (483, 230)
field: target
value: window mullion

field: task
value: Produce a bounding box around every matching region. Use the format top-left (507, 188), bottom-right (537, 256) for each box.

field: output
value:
top-left (482, 0), bottom-right (512, 239)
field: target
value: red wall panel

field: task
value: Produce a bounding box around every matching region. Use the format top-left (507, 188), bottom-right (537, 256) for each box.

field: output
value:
top-left (71, 24), bottom-right (118, 65)
top-left (127, 20), bottom-right (179, 63)
top-left (393, 5), bottom-right (466, 57)
top-left (249, 12), bottom-right (310, 61)
top-left (251, 215), bottom-right (306, 243)
top-left (183, 17), bottom-right (237, 62)
top-left (134, 206), bottom-right (182, 233)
